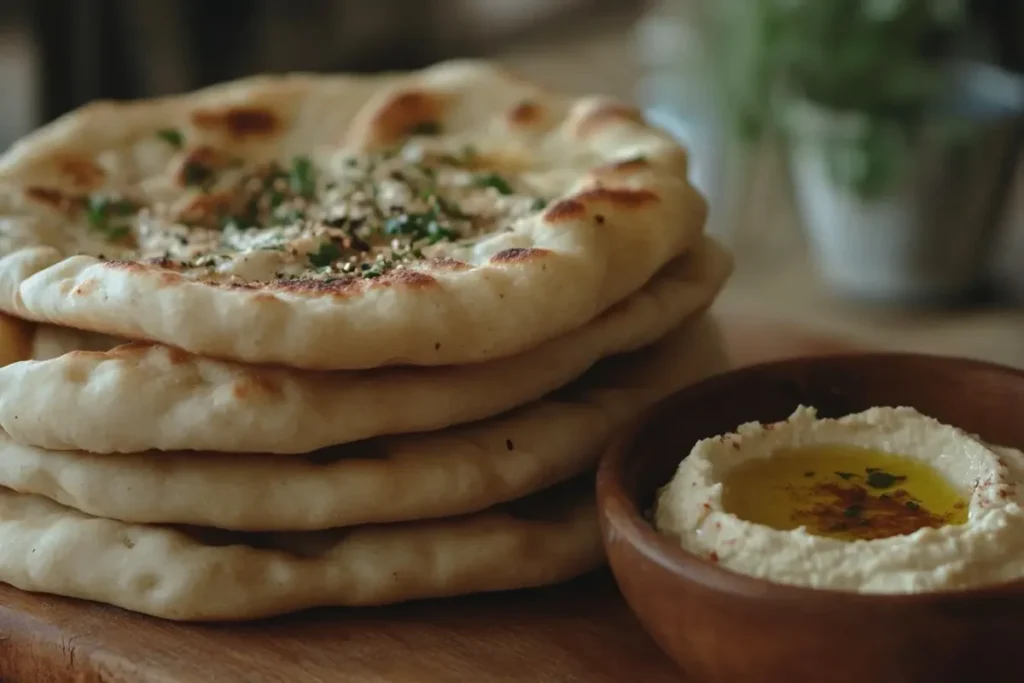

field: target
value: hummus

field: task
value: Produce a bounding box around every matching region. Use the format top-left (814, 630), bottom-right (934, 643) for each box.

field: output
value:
top-left (654, 405), bottom-right (1024, 593)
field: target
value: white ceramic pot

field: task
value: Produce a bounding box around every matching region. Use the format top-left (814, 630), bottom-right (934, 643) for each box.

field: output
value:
top-left (786, 84), bottom-right (1024, 305)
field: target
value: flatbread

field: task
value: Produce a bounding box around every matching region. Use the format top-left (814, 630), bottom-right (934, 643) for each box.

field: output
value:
top-left (0, 314), bottom-right (726, 531)
top-left (0, 60), bottom-right (705, 370)
top-left (0, 237), bottom-right (731, 454)
top-left (0, 478), bottom-right (600, 621)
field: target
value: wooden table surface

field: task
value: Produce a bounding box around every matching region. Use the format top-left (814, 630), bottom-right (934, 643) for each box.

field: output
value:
top-left (0, 313), bottom-right (855, 683)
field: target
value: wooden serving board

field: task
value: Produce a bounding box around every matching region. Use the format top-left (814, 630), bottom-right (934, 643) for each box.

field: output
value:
top-left (0, 314), bottom-right (855, 683)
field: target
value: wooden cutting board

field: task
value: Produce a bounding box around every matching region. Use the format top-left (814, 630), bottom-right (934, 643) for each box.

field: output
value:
top-left (0, 314), bottom-right (855, 683)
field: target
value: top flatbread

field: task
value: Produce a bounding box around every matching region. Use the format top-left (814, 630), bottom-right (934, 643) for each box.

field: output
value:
top-left (0, 60), bottom-right (705, 370)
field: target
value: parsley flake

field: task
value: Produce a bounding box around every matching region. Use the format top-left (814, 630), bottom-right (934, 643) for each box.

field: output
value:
top-left (474, 172), bottom-right (514, 195)
top-left (865, 470), bottom-right (907, 489)
top-left (86, 196), bottom-right (138, 241)
top-left (384, 211), bottom-right (458, 244)
top-left (289, 155), bottom-right (317, 198)
top-left (156, 128), bottom-right (184, 149)
top-left (308, 242), bottom-right (341, 268)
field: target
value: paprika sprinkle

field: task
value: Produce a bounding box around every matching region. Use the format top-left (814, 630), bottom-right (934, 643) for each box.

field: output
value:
top-left (722, 444), bottom-right (968, 541)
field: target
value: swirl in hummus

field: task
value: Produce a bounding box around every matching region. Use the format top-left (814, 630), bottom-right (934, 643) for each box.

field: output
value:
top-left (654, 405), bottom-right (1024, 593)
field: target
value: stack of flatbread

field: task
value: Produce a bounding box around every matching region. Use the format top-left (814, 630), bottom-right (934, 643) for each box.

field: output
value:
top-left (0, 61), bottom-right (731, 621)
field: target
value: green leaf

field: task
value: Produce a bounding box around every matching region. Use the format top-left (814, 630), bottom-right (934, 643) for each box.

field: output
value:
top-left (308, 242), bottom-right (341, 268)
top-left (426, 222), bottom-right (458, 244)
top-left (289, 156), bottom-right (316, 198)
top-left (384, 210), bottom-right (458, 244)
top-left (156, 128), bottom-right (184, 149)
top-left (384, 214), bottom-right (424, 236)
top-left (474, 172), bottom-right (513, 195)
top-left (86, 195), bottom-right (138, 241)
top-left (531, 197), bottom-right (548, 211)
top-left (360, 262), bottom-right (384, 278)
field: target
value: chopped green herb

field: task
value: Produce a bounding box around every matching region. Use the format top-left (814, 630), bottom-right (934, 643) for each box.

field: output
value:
top-left (289, 155), bottom-right (316, 198)
top-left (865, 470), bottom-right (907, 489)
top-left (86, 196), bottom-right (138, 241)
top-left (906, 501), bottom-right (921, 511)
top-left (384, 213), bottom-right (425, 237)
top-left (156, 128), bottom-right (184, 149)
top-left (531, 197), bottom-right (548, 211)
top-left (361, 262), bottom-right (385, 278)
top-left (90, 196), bottom-right (137, 219)
top-left (474, 172), bottom-right (514, 195)
top-left (409, 121), bottom-right (442, 136)
top-left (843, 505), bottom-right (862, 518)
top-left (308, 242), bottom-right (342, 268)
top-left (384, 210), bottom-right (458, 245)
top-left (835, 471), bottom-right (856, 481)
top-left (426, 222), bottom-right (458, 244)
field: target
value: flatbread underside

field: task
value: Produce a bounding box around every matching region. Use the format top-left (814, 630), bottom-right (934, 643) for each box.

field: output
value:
top-left (0, 60), bottom-right (706, 370)
top-left (0, 479), bottom-right (601, 621)
top-left (0, 313), bottom-right (728, 531)
top-left (0, 236), bottom-right (732, 454)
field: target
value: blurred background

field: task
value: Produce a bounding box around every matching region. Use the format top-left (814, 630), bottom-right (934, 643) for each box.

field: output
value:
top-left (0, 0), bottom-right (1021, 365)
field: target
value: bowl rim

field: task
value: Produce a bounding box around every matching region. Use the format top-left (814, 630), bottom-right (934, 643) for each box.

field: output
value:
top-left (597, 350), bottom-right (1024, 608)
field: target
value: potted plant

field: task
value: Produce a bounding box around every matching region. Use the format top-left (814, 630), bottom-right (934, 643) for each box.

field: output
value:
top-left (700, 0), bottom-right (1024, 304)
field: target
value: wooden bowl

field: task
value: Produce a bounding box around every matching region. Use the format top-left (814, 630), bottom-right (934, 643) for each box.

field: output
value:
top-left (597, 353), bottom-right (1024, 683)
